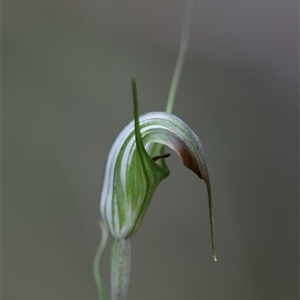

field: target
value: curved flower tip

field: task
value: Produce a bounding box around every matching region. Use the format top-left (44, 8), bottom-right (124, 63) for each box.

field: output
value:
top-left (100, 79), bottom-right (216, 260)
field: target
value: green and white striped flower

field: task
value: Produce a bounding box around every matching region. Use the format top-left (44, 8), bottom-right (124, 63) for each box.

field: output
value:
top-left (96, 80), bottom-right (216, 300)
top-left (100, 80), bottom-right (216, 260)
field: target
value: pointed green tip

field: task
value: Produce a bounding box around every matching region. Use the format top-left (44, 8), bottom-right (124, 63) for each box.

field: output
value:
top-left (213, 252), bottom-right (217, 262)
top-left (131, 78), bottom-right (141, 141)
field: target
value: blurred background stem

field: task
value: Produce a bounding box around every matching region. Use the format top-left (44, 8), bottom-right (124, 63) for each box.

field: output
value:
top-left (166, 0), bottom-right (193, 114)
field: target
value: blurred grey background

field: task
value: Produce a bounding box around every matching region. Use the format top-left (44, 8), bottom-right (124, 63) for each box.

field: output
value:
top-left (4, 1), bottom-right (299, 299)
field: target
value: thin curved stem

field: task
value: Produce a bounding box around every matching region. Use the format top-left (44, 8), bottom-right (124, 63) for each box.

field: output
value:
top-left (166, 0), bottom-right (193, 114)
top-left (94, 220), bottom-right (109, 300)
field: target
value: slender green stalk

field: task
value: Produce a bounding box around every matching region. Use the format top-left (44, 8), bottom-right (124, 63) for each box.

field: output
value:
top-left (166, 0), bottom-right (193, 114)
top-left (111, 239), bottom-right (131, 300)
top-left (94, 221), bottom-right (109, 300)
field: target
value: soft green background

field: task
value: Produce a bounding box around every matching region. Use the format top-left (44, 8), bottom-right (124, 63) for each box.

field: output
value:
top-left (4, 1), bottom-right (299, 299)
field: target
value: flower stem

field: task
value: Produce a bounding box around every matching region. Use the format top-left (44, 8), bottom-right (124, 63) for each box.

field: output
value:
top-left (166, 0), bottom-right (193, 114)
top-left (111, 239), bottom-right (131, 300)
top-left (93, 220), bottom-right (109, 300)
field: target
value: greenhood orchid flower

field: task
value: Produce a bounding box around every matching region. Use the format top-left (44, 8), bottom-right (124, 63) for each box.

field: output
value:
top-left (95, 80), bottom-right (216, 300)
top-left (100, 81), bottom-right (215, 249)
